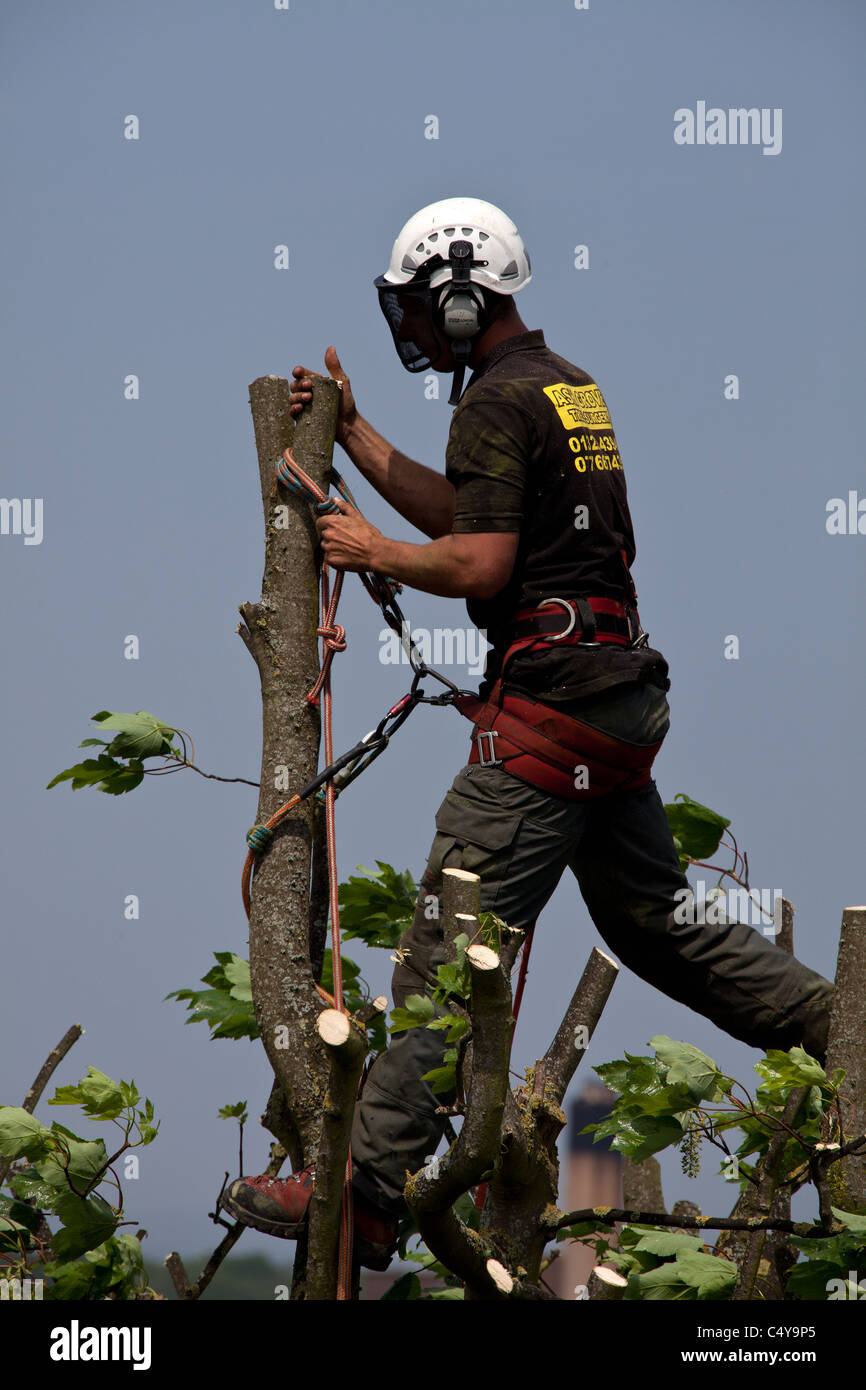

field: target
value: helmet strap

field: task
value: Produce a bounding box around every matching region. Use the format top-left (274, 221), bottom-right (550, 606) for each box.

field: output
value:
top-left (448, 340), bottom-right (472, 406)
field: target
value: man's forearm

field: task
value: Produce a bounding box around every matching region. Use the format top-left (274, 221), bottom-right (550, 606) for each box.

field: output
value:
top-left (341, 414), bottom-right (455, 540)
top-left (370, 533), bottom-right (485, 600)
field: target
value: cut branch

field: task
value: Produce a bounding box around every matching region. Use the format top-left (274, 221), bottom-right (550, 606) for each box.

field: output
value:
top-left (404, 943), bottom-right (512, 1293)
top-left (305, 1009), bottom-right (368, 1301)
top-left (544, 947), bottom-right (619, 1102)
top-left (0, 1024), bottom-right (84, 1188)
top-left (825, 905), bottom-right (866, 1210)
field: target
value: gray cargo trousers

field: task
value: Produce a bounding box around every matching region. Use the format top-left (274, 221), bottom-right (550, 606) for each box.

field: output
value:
top-left (349, 691), bottom-right (834, 1217)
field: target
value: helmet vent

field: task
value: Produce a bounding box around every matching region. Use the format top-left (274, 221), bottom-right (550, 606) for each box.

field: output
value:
top-left (461, 227), bottom-right (473, 235)
top-left (401, 254), bottom-right (418, 273)
top-left (428, 232), bottom-right (438, 242)
top-left (444, 227), bottom-right (455, 236)
top-left (500, 259), bottom-right (518, 279)
top-left (479, 232), bottom-right (489, 241)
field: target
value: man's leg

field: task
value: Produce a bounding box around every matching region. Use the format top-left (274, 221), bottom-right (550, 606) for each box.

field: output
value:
top-left (568, 778), bottom-right (834, 1055)
top-left (350, 761), bottom-right (588, 1215)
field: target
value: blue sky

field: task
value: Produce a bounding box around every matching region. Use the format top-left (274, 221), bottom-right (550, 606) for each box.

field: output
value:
top-left (1, 0), bottom-right (864, 1274)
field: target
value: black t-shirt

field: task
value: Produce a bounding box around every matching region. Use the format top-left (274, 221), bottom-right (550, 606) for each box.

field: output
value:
top-left (445, 329), bottom-right (671, 712)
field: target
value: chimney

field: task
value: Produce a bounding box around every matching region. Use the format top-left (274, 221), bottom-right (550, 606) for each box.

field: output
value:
top-left (545, 1080), bottom-right (622, 1298)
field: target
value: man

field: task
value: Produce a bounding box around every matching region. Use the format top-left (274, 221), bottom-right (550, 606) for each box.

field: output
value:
top-left (225, 197), bottom-right (833, 1270)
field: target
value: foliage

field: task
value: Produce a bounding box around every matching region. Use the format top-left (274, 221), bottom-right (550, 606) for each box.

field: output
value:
top-left (47, 710), bottom-right (182, 795)
top-left (337, 861), bottom-right (417, 949)
top-left (0, 1068), bottom-right (159, 1299)
top-left (166, 953), bottom-right (258, 1042)
top-left (388, 913), bottom-right (508, 1096)
top-left (606, 1226), bottom-right (738, 1301)
top-left (663, 793), bottom-right (730, 872)
top-left (46, 706), bottom-right (865, 1302)
top-left (559, 1036), bottom-right (863, 1299)
top-left (786, 1208), bottom-right (866, 1298)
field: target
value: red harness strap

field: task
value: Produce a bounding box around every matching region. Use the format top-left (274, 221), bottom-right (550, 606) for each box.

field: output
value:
top-left (452, 590), bottom-right (662, 802)
top-left (454, 680), bottom-right (661, 800)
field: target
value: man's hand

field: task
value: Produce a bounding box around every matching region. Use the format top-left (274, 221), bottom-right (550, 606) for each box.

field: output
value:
top-left (290, 346), bottom-right (358, 448)
top-left (315, 498), bottom-right (383, 573)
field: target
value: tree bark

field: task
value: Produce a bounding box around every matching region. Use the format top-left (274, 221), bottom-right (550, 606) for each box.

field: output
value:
top-left (482, 947), bottom-right (620, 1289)
top-left (305, 1010), bottom-right (368, 1300)
top-left (825, 906), bottom-right (866, 1210)
top-left (239, 373), bottom-right (340, 1167)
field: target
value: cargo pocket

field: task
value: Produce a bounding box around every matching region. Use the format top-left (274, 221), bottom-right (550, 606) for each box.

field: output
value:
top-left (433, 794), bottom-right (522, 884)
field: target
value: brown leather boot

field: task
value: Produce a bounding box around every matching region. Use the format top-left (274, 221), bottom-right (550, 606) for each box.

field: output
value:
top-left (222, 1166), bottom-right (398, 1271)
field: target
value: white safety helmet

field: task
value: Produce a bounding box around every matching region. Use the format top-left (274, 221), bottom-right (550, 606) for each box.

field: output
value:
top-left (374, 197), bottom-right (531, 404)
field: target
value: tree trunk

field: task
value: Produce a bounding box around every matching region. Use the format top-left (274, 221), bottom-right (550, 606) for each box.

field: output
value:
top-left (825, 906), bottom-right (866, 1211)
top-left (239, 373), bottom-right (339, 1298)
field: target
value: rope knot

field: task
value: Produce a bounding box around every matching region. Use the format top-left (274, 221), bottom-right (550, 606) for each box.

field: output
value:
top-left (246, 823), bottom-right (274, 853)
top-left (315, 498), bottom-right (340, 515)
top-left (318, 623), bottom-right (347, 653)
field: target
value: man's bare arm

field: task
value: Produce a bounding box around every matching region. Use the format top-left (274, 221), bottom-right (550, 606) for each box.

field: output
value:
top-left (340, 414), bottom-right (455, 540)
top-left (315, 502), bottom-right (519, 602)
top-left (290, 350), bottom-right (455, 539)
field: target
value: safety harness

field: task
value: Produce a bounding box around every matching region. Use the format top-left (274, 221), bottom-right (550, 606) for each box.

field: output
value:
top-left (452, 560), bottom-right (664, 801)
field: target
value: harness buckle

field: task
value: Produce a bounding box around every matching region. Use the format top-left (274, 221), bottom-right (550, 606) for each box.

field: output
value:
top-left (534, 596), bottom-right (605, 648)
top-left (475, 729), bottom-right (501, 767)
top-left (534, 596), bottom-right (577, 640)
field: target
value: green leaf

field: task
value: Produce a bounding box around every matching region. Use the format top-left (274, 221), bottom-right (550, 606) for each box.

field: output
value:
top-left (8, 1169), bottom-right (57, 1208)
top-left (830, 1207), bottom-right (866, 1235)
top-left (424, 1286), bottom-right (465, 1299)
top-left (611, 1113), bottom-right (686, 1162)
top-left (633, 1230), bottom-right (708, 1259)
top-left (425, 1014), bottom-right (469, 1044)
top-left (51, 1191), bottom-right (117, 1262)
top-left (420, 1064), bottom-right (457, 1096)
top-left (222, 956), bottom-right (252, 1002)
top-left (338, 862), bottom-right (418, 949)
top-left (785, 1258), bottom-right (856, 1300)
top-left (47, 754), bottom-right (144, 795)
top-left (48, 1067), bottom-right (126, 1121)
top-left (556, 1219), bottom-right (609, 1244)
top-left (319, 949), bottom-right (362, 1002)
top-left (0, 1192), bottom-right (41, 1237)
top-left (381, 1271), bottom-right (422, 1300)
top-left (36, 1136), bottom-right (110, 1194)
top-left (626, 1262), bottom-right (693, 1300)
top-left (218, 1102), bottom-right (248, 1121)
top-left (0, 1108), bottom-right (53, 1162)
top-left (650, 1036), bottom-right (725, 1103)
top-left (754, 1047), bottom-right (828, 1094)
top-left (663, 794), bottom-right (730, 864)
top-left (390, 994), bottom-right (435, 1033)
top-left (90, 709), bottom-right (176, 759)
top-left (43, 1236), bottom-right (150, 1300)
top-left (673, 1251), bottom-right (737, 1299)
top-left (167, 957), bottom-right (259, 1041)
